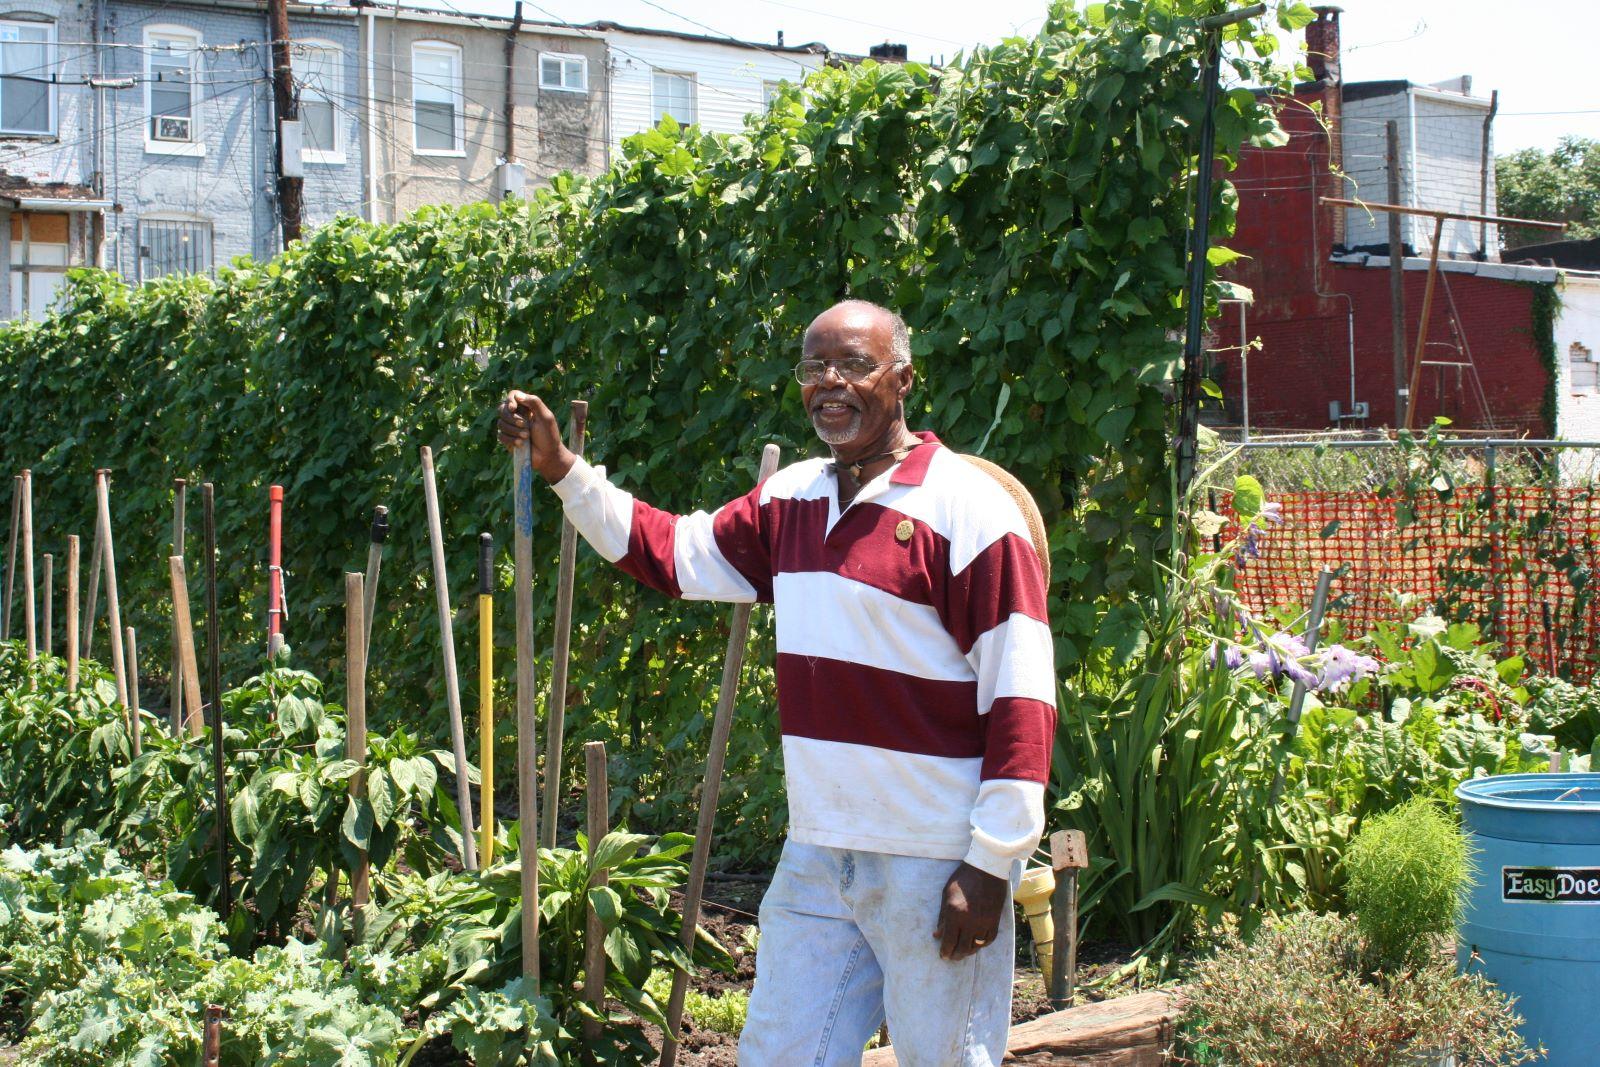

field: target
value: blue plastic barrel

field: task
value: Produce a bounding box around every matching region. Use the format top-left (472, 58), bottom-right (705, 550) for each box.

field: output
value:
top-left (1456, 772), bottom-right (1600, 1066)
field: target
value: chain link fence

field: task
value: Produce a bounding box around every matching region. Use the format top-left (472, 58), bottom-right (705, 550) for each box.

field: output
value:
top-left (1198, 432), bottom-right (1600, 680)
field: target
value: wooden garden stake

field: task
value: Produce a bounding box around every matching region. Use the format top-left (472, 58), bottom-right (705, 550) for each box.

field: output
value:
top-left (345, 572), bottom-right (370, 939)
top-left (125, 626), bottom-right (142, 757)
top-left (20, 469), bottom-right (35, 665)
top-left (83, 518), bottom-right (101, 660)
top-left (661, 443), bottom-right (781, 1067)
top-left (582, 740), bottom-right (609, 1041)
top-left (539, 400), bottom-right (586, 850)
top-left (169, 557), bottom-right (204, 737)
top-left (361, 505), bottom-right (388, 662)
top-left (202, 1005), bottom-right (223, 1067)
top-left (95, 470), bottom-right (129, 709)
top-left (41, 553), bottom-right (52, 659)
top-left (512, 441), bottom-right (540, 988)
top-left (65, 535), bottom-right (79, 694)
top-left (171, 478), bottom-right (187, 733)
top-left (420, 445), bottom-right (479, 871)
top-left (203, 483), bottom-right (232, 921)
top-left (1048, 830), bottom-right (1088, 1009)
top-left (3, 474), bottom-right (18, 641)
top-left (478, 532), bottom-right (496, 866)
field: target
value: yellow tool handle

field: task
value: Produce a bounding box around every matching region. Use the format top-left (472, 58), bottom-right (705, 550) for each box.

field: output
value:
top-left (479, 591), bottom-right (494, 865)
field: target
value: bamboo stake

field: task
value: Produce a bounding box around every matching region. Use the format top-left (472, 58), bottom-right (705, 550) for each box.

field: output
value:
top-left (582, 740), bottom-right (609, 1041)
top-left (66, 535), bottom-right (79, 693)
top-left (21, 469), bottom-right (35, 665)
top-left (42, 553), bottom-right (52, 660)
top-left (171, 479), bottom-right (187, 734)
top-left (345, 572), bottom-right (369, 940)
top-left (2, 474), bottom-right (17, 641)
top-left (478, 532), bottom-right (496, 866)
top-left (95, 470), bottom-right (129, 709)
top-left (539, 401), bottom-right (587, 850)
top-left (83, 518), bottom-right (100, 660)
top-left (661, 443), bottom-right (781, 1067)
top-left (169, 557), bottom-right (204, 737)
top-left (204, 483), bottom-right (231, 921)
top-left (420, 445), bottom-right (478, 870)
top-left (361, 505), bottom-right (388, 662)
top-left (512, 441), bottom-right (540, 987)
top-left (125, 626), bottom-right (142, 758)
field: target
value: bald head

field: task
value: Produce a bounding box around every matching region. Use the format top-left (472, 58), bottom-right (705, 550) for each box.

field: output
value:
top-left (804, 300), bottom-right (912, 366)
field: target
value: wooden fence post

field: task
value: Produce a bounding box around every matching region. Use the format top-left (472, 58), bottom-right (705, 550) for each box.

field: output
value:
top-left (125, 627), bottom-right (142, 757)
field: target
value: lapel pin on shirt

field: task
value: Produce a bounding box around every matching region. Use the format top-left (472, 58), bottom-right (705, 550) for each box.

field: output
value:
top-left (895, 519), bottom-right (914, 543)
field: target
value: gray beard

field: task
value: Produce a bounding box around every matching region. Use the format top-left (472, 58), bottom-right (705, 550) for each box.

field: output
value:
top-left (811, 407), bottom-right (862, 447)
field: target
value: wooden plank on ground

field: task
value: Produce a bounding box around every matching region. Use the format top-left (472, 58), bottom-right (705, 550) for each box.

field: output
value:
top-left (860, 989), bottom-right (1180, 1067)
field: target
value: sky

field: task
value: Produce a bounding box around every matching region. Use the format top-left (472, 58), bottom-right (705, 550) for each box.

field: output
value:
top-left (420, 0), bottom-right (1598, 154)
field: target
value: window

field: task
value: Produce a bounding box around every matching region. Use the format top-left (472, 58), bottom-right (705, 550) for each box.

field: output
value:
top-left (138, 218), bottom-right (212, 281)
top-left (0, 20), bottom-right (55, 135)
top-left (412, 42), bottom-right (462, 153)
top-left (539, 52), bottom-right (586, 93)
top-left (295, 41), bottom-right (342, 162)
top-left (1572, 342), bottom-right (1597, 393)
top-left (8, 213), bottom-right (67, 319)
top-left (146, 28), bottom-right (200, 146)
top-left (652, 70), bottom-right (696, 125)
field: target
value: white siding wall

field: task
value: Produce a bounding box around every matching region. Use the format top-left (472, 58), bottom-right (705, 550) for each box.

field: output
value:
top-left (602, 30), bottom-right (822, 146)
top-left (1556, 275), bottom-right (1600, 472)
top-left (1340, 87), bottom-right (1495, 259)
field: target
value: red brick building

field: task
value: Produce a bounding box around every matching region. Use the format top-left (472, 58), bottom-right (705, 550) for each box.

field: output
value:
top-left (1212, 7), bottom-right (1559, 436)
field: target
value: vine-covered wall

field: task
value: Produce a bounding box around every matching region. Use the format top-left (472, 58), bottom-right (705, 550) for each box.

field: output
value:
top-left (0, 0), bottom-right (1299, 860)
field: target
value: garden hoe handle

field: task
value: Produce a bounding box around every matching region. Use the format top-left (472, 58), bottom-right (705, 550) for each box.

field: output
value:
top-left (421, 445), bottom-right (479, 871)
top-left (539, 400), bottom-right (587, 850)
top-left (661, 442), bottom-right (781, 1067)
top-left (21, 469), bottom-right (35, 666)
top-left (512, 440), bottom-right (541, 987)
top-left (362, 505), bottom-right (388, 663)
top-left (346, 571), bottom-right (370, 940)
top-left (66, 535), bottom-right (79, 694)
top-left (479, 531), bottom-right (495, 866)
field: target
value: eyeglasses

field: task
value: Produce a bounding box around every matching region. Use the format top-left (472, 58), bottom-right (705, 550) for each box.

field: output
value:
top-left (792, 357), bottom-right (904, 386)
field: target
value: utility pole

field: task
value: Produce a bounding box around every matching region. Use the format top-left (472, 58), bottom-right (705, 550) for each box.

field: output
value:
top-left (1386, 119), bottom-right (1407, 427)
top-left (267, 0), bottom-right (303, 246)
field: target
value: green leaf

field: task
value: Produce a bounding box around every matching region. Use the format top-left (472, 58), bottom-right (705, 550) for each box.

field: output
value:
top-left (342, 797), bottom-right (373, 851)
top-left (368, 766), bottom-right (395, 830)
top-left (1233, 475), bottom-right (1265, 520)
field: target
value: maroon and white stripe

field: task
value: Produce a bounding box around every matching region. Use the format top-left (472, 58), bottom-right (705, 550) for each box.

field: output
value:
top-left (552, 433), bottom-right (1056, 877)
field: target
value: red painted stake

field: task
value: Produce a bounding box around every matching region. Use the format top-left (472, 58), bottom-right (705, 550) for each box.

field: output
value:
top-left (267, 485), bottom-right (284, 658)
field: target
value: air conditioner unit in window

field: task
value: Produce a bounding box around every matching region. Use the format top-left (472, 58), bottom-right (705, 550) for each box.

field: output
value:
top-left (153, 116), bottom-right (192, 141)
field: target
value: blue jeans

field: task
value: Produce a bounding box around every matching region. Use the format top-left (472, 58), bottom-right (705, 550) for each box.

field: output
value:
top-left (739, 841), bottom-right (1015, 1067)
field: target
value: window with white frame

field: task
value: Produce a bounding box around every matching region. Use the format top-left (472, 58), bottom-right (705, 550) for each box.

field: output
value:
top-left (1571, 342), bottom-right (1597, 393)
top-left (539, 51), bottom-right (586, 93)
top-left (0, 20), bottom-right (55, 135)
top-left (295, 41), bottom-right (342, 162)
top-left (146, 28), bottom-right (200, 144)
top-left (8, 212), bottom-right (68, 319)
top-left (138, 218), bottom-right (212, 281)
top-left (652, 69), bottom-right (696, 125)
top-left (412, 41), bottom-right (462, 153)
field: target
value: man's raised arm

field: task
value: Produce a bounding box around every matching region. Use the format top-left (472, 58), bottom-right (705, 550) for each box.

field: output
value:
top-left (498, 390), bottom-right (771, 603)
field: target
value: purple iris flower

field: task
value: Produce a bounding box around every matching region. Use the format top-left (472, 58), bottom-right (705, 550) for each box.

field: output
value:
top-left (1316, 644), bottom-right (1380, 692)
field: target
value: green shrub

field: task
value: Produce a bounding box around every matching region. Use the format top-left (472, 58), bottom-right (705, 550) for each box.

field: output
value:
top-left (1344, 797), bottom-right (1472, 974)
top-left (1181, 912), bottom-right (1540, 1066)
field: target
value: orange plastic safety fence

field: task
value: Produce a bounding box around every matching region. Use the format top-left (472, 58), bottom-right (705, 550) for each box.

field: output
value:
top-left (1225, 486), bottom-right (1600, 681)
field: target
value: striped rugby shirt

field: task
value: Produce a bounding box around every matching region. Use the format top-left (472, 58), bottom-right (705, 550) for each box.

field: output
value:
top-left (550, 431), bottom-right (1056, 878)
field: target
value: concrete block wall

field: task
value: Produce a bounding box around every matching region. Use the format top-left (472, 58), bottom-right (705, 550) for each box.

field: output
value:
top-left (100, 0), bottom-right (362, 281)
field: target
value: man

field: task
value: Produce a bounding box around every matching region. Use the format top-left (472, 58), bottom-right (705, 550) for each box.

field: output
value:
top-left (498, 300), bottom-right (1055, 1066)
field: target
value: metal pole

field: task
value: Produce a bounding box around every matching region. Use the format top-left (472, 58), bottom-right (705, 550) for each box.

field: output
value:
top-left (1485, 444), bottom-right (1500, 641)
top-left (661, 443), bottom-right (781, 1067)
top-left (203, 483), bottom-right (231, 920)
top-left (1387, 120), bottom-right (1409, 427)
top-left (1479, 89), bottom-right (1499, 256)
top-left (419, 445), bottom-right (479, 871)
top-left (95, 470), bottom-right (128, 708)
top-left (1239, 300), bottom-right (1250, 442)
top-left (345, 571), bottom-right (369, 941)
top-left (540, 400), bottom-right (587, 850)
top-left (512, 441), bottom-right (541, 988)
